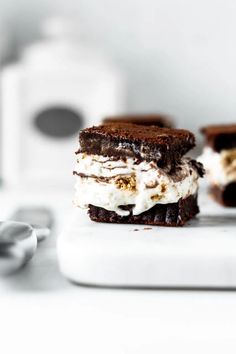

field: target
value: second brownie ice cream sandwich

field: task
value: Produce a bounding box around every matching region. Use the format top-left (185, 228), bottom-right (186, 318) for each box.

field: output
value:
top-left (103, 113), bottom-right (173, 128)
top-left (74, 124), bottom-right (204, 226)
top-left (200, 124), bottom-right (236, 206)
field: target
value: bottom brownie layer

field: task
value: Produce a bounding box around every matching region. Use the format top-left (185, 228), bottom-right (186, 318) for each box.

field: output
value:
top-left (210, 183), bottom-right (236, 207)
top-left (88, 194), bottom-right (199, 226)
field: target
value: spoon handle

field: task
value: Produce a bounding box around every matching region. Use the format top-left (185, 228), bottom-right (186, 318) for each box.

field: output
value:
top-left (10, 207), bottom-right (53, 241)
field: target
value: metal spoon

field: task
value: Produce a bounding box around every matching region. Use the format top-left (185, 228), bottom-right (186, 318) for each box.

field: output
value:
top-left (0, 221), bottom-right (37, 276)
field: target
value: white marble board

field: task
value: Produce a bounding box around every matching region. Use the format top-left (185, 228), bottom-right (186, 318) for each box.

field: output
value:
top-left (57, 189), bottom-right (236, 288)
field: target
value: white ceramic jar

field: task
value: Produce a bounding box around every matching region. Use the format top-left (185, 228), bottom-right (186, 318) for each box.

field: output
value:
top-left (1, 17), bottom-right (125, 188)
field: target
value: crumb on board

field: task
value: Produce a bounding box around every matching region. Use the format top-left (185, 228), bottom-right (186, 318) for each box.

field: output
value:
top-left (143, 227), bottom-right (152, 230)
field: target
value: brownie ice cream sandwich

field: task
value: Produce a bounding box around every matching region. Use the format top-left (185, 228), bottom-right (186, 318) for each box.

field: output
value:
top-left (200, 124), bottom-right (236, 206)
top-left (103, 113), bottom-right (174, 128)
top-left (74, 124), bottom-right (204, 226)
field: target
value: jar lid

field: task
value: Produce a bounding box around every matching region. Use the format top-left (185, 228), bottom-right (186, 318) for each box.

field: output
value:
top-left (22, 16), bottom-right (110, 69)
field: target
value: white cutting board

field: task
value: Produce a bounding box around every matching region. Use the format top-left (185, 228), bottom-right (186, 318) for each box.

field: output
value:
top-left (57, 188), bottom-right (236, 288)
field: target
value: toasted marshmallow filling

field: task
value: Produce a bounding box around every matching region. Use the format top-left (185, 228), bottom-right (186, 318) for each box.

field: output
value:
top-left (74, 153), bottom-right (200, 216)
top-left (199, 147), bottom-right (236, 186)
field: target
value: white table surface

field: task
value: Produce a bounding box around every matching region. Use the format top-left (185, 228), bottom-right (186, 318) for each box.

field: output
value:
top-left (1, 185), bottom-right (236, 353)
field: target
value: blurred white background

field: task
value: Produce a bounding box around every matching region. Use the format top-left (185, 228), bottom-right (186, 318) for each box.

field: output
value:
top-left (1, 0), bottom-right (236, 184)
top-left (1, 0), bottom-right (236, 133)
top-left (1, 3), bottom-right (236, 352)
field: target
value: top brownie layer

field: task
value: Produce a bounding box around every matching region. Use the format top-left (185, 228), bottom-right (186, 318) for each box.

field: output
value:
top-left (79, 124), bottom-right (195, 168)
top-left (103, 113), bottom-right (173, 128)
top-left (201, 124), bottom-right (236, 152)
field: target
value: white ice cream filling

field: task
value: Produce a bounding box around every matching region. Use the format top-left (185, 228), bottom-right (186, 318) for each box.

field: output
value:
top-left (74, 153), bottom-right (199, 216)
top-left (198, 147), bottom-right (236, 187)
